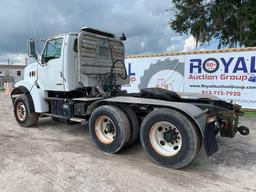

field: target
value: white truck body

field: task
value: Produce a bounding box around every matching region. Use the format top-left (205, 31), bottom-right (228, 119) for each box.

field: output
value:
top-left (10, 27), bottom-right (250, 169)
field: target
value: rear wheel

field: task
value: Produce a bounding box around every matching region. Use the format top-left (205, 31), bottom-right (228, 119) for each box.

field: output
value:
top-left (114, 104), bottom-right (139, 146)
top-left (140, 108), bottom-right (200, 169)
top-left (89, 105), bottom-right (131, 154)
top-left (14, 95), bottom-right (39, 127)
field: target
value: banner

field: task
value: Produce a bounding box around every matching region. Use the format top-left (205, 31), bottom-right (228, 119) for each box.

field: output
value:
top-left (124, 56), bottom-right (185, 93)
top-left (124, 50), bottom-right (256, 109)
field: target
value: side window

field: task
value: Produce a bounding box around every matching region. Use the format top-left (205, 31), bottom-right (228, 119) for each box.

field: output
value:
top-left (17, 71), bottom-right (21, 76)
top-left (42, 38), bottom-right (63, 63)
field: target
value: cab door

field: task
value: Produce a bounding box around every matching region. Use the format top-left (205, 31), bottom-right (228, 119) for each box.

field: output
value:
top-left (38, 37), bottom-right (64, 91)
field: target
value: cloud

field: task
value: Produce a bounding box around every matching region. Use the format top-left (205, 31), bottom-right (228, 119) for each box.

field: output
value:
top-left (0, 53), bottom-right (27, 65)
top-left (0, 0), bottom-right (190, 64)
top-left (183, 35), bottom-right (197, 52)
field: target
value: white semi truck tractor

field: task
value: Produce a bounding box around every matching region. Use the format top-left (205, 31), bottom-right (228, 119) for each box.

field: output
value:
top-left (11, 27), bottom-right (249, 169)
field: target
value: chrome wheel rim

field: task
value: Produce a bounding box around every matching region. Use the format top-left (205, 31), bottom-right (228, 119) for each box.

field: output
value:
top-left (149, 121), bottom-right (182, 156)
top-left (95, 116), bottom-right (116, 144)
top-left (16, 102), bottom-right (26, 121)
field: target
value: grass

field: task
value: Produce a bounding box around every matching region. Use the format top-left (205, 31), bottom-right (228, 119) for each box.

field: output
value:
top-left (243, 111), bottom-right (256, 118)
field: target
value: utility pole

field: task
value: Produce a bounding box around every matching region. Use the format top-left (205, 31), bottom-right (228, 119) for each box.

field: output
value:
top-left (7, 58), bottom-right (10, 77)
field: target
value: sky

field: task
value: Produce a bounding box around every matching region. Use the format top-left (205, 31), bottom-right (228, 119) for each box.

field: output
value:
top-left (0, 0), bottom-right (208, 65)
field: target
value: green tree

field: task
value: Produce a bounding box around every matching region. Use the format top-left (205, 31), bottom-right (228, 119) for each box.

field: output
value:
top-left (170, 0), bottom-right (256, 48)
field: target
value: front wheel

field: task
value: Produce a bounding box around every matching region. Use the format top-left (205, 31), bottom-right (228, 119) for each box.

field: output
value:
top-left (14, 95), bottom-right (39, 127)
top-left (140, 108), bottom-right (200, 169)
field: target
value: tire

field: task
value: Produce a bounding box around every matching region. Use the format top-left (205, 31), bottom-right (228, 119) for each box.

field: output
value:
top-left (115, 104), bottom-right (139, 146)
top-left (89, 105), bottom-right (131, 154)
top-left (14, 95), bottom-right (39, 127)
top-left (140, 108), bottom-right (200, 169)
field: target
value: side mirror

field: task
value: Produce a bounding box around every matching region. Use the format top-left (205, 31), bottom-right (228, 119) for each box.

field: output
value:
top-left (28, 39), bottom-right (38, 59)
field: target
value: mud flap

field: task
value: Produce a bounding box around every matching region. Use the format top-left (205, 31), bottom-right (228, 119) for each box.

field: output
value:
top-left (204, 122), bottom-right (219, 156)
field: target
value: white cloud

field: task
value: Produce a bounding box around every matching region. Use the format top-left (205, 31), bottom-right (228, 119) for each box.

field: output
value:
top-left (166, 44), bottom-right (178, 52)
top-left (0, 53), bottom-right (27, 65)
top-left (140, 39), bottom-right (147, 49)
top-left (171, 36), bottom-right (182, 41)
top-left (0, 0), bottom-right (205, 59)
top-left (183, 35), bottom-right (197, 52)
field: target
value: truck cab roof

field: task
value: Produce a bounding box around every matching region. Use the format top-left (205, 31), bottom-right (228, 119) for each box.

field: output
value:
top-left (48, 27), bottom-right (116, 40)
